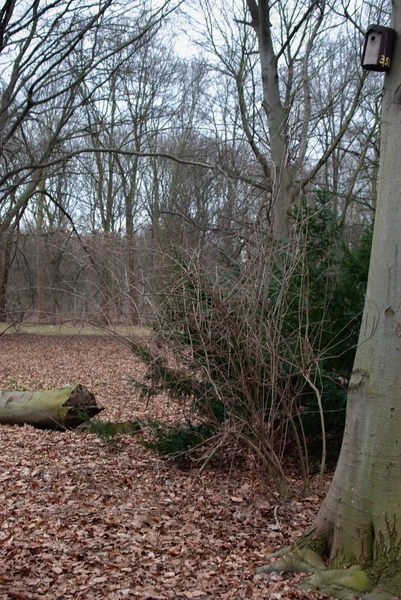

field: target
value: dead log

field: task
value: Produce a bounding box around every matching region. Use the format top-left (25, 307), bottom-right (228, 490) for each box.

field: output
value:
top-left (0, 384), bottom-right (104, 429)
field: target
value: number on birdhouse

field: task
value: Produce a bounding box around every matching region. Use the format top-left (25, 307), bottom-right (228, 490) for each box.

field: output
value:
top-left (361, 25), bottom-right (395, 72)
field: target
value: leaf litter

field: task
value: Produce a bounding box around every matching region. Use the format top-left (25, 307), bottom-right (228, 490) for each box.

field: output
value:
top-left (0, 334), bottom-right (332, 599)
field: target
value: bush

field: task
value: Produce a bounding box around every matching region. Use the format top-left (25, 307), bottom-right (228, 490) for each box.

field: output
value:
top-left (141, 420), bottom-right (215, 457)
top-left (282, 201), bottom-right (372, 436)
top-left (130, 200), bottom-right (371, 494)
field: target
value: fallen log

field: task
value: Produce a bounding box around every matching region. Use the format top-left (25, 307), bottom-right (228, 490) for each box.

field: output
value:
top-left (0, 384), bottom-right (104, 429)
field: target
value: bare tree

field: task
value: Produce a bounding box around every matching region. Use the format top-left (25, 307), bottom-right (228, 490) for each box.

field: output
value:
top-left (194, 0), bottom-right (386, 236)
top-left (0, 0), bottom-right (179, 323)
top-left (0, 0), bottom-right (178, 233)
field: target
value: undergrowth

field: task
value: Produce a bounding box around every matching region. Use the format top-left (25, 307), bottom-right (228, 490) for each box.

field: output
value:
top-left (129, 199), bottom-right (371, 494)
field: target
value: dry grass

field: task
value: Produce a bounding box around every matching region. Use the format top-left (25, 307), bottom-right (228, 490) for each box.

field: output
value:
top-left (0, 323), bottom-right (151, 337)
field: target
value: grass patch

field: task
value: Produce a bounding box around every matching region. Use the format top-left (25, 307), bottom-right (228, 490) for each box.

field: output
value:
top-left (0, 323), bottom-right (151, 337)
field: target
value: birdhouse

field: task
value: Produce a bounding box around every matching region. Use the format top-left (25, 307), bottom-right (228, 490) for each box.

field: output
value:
top-left (361, 25), bottom-right (396, 72)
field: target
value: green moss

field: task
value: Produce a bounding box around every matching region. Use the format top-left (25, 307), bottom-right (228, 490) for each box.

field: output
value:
top-left (258, 517), bottom-right (401, 599)
top-left (341, 567), bottom-right (371, 592)
top-left (301, 565), bottom-right (372, 596)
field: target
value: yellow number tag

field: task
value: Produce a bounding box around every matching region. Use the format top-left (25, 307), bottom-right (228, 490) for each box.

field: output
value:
top-left (380, 55), bottom-right (391, 68)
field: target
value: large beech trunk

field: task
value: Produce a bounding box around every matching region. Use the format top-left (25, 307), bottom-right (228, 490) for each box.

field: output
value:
top-left (0, 384), bottom-right (103, 429)
top-left (309, 6), bottom-right (401, 586)
top-left (260, 5), bottom-right (401, 599)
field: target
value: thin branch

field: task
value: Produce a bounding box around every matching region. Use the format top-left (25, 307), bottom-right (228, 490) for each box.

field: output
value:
top-left (296, 72), bottom-right (368, 198)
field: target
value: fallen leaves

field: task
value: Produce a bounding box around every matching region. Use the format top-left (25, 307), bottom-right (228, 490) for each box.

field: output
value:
top-left (0, 334), bottom-right (332, 599)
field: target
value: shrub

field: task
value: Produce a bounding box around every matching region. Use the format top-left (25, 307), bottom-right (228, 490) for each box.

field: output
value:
top-left (130, 200), bottom-right (371, 494)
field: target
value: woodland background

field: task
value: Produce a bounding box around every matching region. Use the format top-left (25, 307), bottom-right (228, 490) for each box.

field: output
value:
top-left (0, 1), bottom-right (392, 597)
top-left (0, 0), bottom-right (384, 326)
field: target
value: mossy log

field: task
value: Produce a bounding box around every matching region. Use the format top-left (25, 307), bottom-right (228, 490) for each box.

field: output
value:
top-left (0, 384), bottom-right (103, 429)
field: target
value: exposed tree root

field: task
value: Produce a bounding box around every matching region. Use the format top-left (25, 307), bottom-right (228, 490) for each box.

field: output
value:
top-left (256, 546), bottom-right (326, 575)
top-left (256, 545), bottom-right (401, 600)
top-left (301, 565), bottom-right (371, 599)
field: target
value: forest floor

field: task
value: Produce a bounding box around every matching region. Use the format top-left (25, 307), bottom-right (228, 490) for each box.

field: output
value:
top-left (0, 333), bottom-right (332, 600)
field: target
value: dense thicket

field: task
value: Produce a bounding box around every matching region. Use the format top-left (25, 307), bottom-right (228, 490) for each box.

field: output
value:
top-left (131, 201), bottom-right (372, 491)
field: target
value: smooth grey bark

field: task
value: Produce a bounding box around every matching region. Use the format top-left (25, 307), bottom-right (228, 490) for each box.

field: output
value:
top-left (260, 2), bottom-right (401, 598)
top-left (314, 0), bottom-right (401, 563)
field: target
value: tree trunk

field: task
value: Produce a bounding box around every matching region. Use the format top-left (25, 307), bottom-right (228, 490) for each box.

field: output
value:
top-left (125, 185), bottom-right (139, 326)
top-left (0, 232), bottom-right (13, 321)
top-left (259, 5), bottom-right (401, 599)
top-left (248, 0), bottom-right (292, 237)
top-left (36, 179), bottom-right (47, 323)
top-left (0, 384), bottom-right (103, 429)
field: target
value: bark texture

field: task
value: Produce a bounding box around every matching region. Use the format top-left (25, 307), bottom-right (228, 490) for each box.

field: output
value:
top-left (260, 4), bottom-right (401, 598)
top-left (311, 3), bottom-right (401, 586)
top-left (0, 384), bottom-right (103, 429)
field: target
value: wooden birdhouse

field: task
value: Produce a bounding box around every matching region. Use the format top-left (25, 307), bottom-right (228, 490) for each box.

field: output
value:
top-left (361, 25), bottom-right (396, 72)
